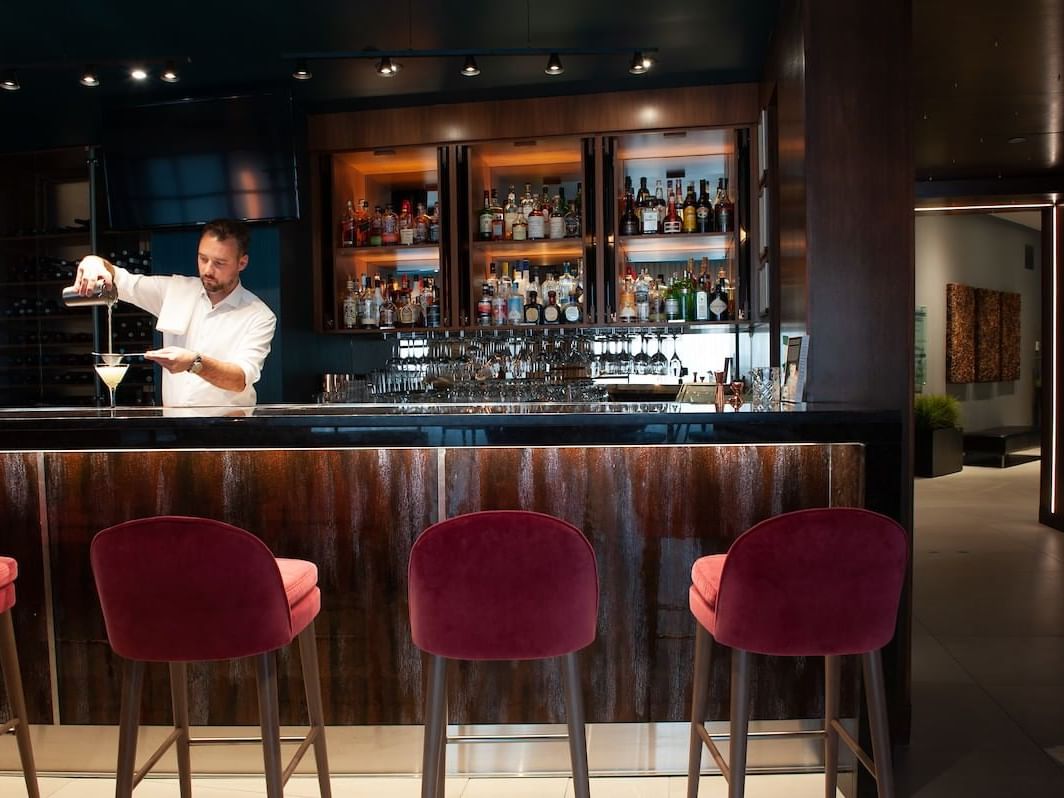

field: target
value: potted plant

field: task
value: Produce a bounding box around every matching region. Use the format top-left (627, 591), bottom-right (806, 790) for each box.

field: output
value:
top-left (914, 394), bottom-right (963, 477)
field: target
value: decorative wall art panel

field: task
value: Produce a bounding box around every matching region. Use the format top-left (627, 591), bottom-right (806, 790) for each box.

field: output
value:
top-left (946, 283), bottom-right (975, 383)
top-left (1000, 292), bottom-right (1022, 381)
top-left (975, 288), bottom-right (1002, 382)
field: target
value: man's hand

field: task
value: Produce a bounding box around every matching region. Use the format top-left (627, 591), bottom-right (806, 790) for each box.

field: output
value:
top-left (74, 256), bottom-right (115, 295)
top-left (145, 347), bottom-right (196, 374)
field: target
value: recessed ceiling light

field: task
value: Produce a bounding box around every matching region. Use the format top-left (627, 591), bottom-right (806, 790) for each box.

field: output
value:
top-left (375, 57), bottom-right (401, 77)
top-left (130, 66), bottom-right (148, 81)
top-left (160, 61), bottom-right (179, 83)
top-left (79, 65), bottom-right (99, 87)
top-left (292, 59), bottom-right (312, 80)
top-left (1, 70), bottom-right (21, 91)
top-left (544, 53), bottom-right (564, 76)
top-left (460, 55), bottom-right (480, 77)
top-left (1007, 136), bottom-right (1028, 144)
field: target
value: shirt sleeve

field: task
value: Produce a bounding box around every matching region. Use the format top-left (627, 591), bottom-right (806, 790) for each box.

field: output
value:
top-left (113, 266), bottom-right (170, 317)
top-left (230, 306), bottom-right (277, 390)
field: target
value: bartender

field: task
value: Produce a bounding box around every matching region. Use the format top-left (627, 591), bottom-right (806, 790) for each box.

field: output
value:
top-left (74, 219), bottom-right (276, 407)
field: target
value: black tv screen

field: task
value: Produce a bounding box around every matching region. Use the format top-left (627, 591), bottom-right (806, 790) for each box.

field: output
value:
top-left (103, 93), bottom-right (299, 229)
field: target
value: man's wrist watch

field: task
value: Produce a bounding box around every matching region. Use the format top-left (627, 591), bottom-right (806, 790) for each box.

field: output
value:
top-left (188, 353), bottom-right (204, 375)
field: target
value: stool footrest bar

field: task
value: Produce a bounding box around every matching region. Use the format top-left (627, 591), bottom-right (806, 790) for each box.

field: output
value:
top-left (133, 729), bottom-right (181, 788)
top-left (830, 719), bottom-right (876, 778)
top-left (695, 724), bottom-right (729, 781)
top-left (448, 733), bottom-right (569, 744)
top-left (280, 727), bottom-right (319, 786)
top-left (188, 735), bottom-right (306, 746)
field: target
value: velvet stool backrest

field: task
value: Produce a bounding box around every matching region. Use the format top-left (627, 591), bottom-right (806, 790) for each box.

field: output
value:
top-left (714, 507), bottom-right (908, 656)
top-left (0, 556), bottom-right (16, 613)
top-left (408, 510), bottom-right (599, 660)
top-left (91, 516), bottom-right (294, 662)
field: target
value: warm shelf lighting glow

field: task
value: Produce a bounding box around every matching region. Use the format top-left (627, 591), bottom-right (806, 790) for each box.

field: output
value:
top-left (130, 67), bottom-right (148, 81)
top-left (915, 203), bottom-right (1054, 212)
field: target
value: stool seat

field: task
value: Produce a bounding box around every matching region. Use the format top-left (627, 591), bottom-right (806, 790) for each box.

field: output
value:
top-left (689, 555), bottom-right (725, 633)
top-left (0, 556), bottom-right (17, 587)
top-left (276, 558), bottom-right (320, 636)
top-left (0, 554), bottom-right (40, 798)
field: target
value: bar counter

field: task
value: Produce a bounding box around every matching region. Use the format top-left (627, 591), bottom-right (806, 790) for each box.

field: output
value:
top-left (0, 401), bottom-right (905, 749)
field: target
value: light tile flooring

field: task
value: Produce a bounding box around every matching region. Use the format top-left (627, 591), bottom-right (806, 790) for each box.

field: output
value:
top-left (4, 455), bottom-right (1064, 796)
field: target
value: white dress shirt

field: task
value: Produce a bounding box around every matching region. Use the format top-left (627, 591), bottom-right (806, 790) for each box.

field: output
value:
top-left (114, 268), bottom-right (277, 407)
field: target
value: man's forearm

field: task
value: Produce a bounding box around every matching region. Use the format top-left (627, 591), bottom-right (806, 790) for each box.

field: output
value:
top-left (196, 355), bottom-right (247, 392)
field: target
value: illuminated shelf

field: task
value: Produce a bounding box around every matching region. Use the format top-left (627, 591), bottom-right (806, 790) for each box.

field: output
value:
top-left (471, 239), bottom-right (583, 258)
top-left (615, 233), bottom-right (732, 263)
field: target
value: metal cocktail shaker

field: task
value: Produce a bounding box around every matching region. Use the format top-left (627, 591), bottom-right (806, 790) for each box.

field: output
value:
top-left (61, 281), bottom-right (117, 307)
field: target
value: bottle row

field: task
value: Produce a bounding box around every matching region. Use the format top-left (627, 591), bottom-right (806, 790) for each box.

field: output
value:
top-left (342, 274), bottom-right (444, 330)
top-left (476, 259), bottom-right (585, 326)
top-left (478, 183), bottom-right (582, 242)
top-left (618, 259), bottom-right (735, 323)
top-left (1, 250), bottom-right (152, 283)
top-left (339, 199), bottom-right (441, 248)
top-left (619, 177), bottom-right (733, 236)
top-left (1, 367), bottom-right (154, 386)
top-left (4, 330), bottom-right (95, 345)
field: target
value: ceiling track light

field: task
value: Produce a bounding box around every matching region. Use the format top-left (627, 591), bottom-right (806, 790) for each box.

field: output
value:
top-left (160, 61), bottom-right (179, 83)
top-left (460, 54), bottom-right (480, 77)
top-left (1, 69), bottom-right (20, 91)
top-left (629, 51), bottom-right (653, 75)
top-left (292, 59), bottom-right (312, 80)
top-left (544, 53), bottom-right (564, 76)
top-left (79, 65), bottom-right (99, 87)
top-left (375, 56), bottom-right (401, 77)
top-left (130, 66), bottom-right (148, 81)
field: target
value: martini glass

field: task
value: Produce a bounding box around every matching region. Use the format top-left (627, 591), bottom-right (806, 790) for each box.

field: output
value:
top-left (94, 353), bottom-right (129, 412)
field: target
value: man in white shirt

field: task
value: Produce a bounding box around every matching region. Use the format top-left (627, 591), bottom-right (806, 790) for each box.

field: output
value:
top-left (74, 219), bottom-right (277, 407)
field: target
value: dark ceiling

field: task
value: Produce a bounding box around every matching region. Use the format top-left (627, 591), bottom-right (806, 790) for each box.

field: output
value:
top-left (2, 1), bottom-right (1062, 190)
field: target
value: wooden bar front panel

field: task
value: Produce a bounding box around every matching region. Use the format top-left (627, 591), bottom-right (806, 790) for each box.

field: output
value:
top-left (40, 442), bottom-right (860, 726)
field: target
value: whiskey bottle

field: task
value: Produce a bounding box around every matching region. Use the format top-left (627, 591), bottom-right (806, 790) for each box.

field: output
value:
top-left (696, 180), bottom-right (712, 233)
top-left (620, 189), bottom-right (639, 236)
top-left (381, 204), bottom-right (400, 245)
top-left (428, 203), bottom-right (441, 243)
top-left (342, 278), bottom-right (359, 328)
top-left (527, 199), bottom-right (546, 240)
top-left (398, 200), bottom-right (415, 245)
top-left (490, 189), bottom-right (505, 241)
top-left (378, 283), bottom-right (397, 329)
top-left (715, 178), bottom-right (734, 234)
top-left (523, 290), bottom-right (542, 324)
top-left (542, 291), bottom-right (561, 324)
top-left (549, 189), bottom-right (567, 240)
top-left (504, 186), bottom-right (518, 239)
top-left (640, 184), bottom-right (659, 235)
top-left (414, 202), bottom-right (430, 244)
top-left (682, 182), bottom-right (698, 233)
top-left (369, 206), bottom-right (384, 247)
top-left (479, 190), bottom-right (494, 241)
top-left (340, 200), bottom-right (356, 248)
top-left (636, 177), bottom-right (651, 227)
top-left (356, 199), bottom-right (371, 246)
top-left (520, 183), bottom-right (535, 219)
top-left (512, 207), bottom-right (528, 240)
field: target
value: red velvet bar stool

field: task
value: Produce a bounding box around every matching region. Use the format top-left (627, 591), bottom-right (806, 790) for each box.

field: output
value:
top-left (408, 510), bottom-right (599, 798)
top-left (0, 556), bottom-right (39, 798)
top-left (686, 507), bottom-right (908, 798)
top-left (91, 516), bottom-right (331, 798)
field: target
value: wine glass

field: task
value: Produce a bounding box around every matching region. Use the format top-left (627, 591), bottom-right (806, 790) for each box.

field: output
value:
top-left (649, 332), bottom-right (668, 375)
top-left (669, 333), bottom-right (683, 379)
top-left (94, 353), bottom-right (129, 412)
top-left (633, 333), bottom-right (650, 375)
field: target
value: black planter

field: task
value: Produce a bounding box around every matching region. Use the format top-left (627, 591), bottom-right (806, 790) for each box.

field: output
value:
top-left (915, 427), bottom-right (963, 477)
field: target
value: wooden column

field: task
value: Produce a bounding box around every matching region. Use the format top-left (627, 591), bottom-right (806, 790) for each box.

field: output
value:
top-left (1041, 204), bottom-right (1064, 530)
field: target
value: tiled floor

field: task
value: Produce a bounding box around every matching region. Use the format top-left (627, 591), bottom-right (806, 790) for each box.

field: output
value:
top-left (4, 456), bottom-right (1064, 796)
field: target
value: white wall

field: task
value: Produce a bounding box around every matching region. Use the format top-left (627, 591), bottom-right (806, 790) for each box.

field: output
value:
top-left (915, 213), bottom-right (1042, 432)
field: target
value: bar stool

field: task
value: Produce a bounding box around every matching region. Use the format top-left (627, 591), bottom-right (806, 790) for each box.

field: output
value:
top-left (408, 510), bottom-right (599, 798)
top-left (686, 507), bottom-right (908, 798)
top-left (0, 556), bottom-right (39, 798)
top-left (90, 516), bottom-right (331, 798)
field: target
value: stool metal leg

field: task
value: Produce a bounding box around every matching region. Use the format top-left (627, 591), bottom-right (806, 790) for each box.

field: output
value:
top-left (436, 681), bottom-right (447, 798)
top-left (255, 651), bottom-right (284, 798)
top-left (862, 650), bottom-right (895, 798)
top-left (115, 659), bottom-right (145, 798)
top-left (421, 654), bottom-right (448, 798)
top-left (686, 623), bottom-right (712, 798)
top-left (169, 662), bottom-right (192, 798)
top-left (562, 651), bottom-right (590, 798)
top-left (728, 649), bottom-right (751, 798)
top-left (823, 655), bottom-right (841, 798)
top-left (0, 610), bottom-right (39, 798)
top-left (298, 623), bottom-right (332, 798)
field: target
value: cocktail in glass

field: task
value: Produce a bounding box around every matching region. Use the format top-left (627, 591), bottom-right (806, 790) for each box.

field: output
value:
top-left (94, 353), bottom-right (129, 412)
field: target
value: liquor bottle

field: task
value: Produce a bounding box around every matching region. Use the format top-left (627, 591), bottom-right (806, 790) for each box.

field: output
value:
top-left (512, 207), bottom-right (528, 240)
top-left (716, 178), bottom-right (734, 233)
top-left (425, 278), bottom-right (442, 327)
top-left (694, 263), bottom-right (710, 321)
top-left (378, 282), bottom-right (396, 329)
top-left (369, 207), bottom-right (383, 246)
top-left (567, 182), bottom-right (582, 237)
top-left (620, 189), bottom-right (639, 236)
top-left (428, 203), bottom-right (441, 243)
top-left (398, 200), bottom-right (415, 245)
top-left (520, 183), bottom-right (535, 219)
top-left (696, 180), bottom-right (713, 233)
top-left (618, 266), bottom-right (637, 322)
top-left (477, 283), bottom-right (492, 326)
top-left (557, 262), bottom-right (575, 307)
top-left (654, 180), bottom-right (667, 233)
top-left (523, 289), bottom-right (542, 324)
top-left (712, 267), bottom-right (732, 320)
top-left (527, 198), bottom-right (546, 240)
top-left (340, 200), bottom-right (356, 247)
top-left (381, 204), bottom-right (399, 245)
top-left (664, 278), bottom-right (681, 322)
top-left (636, 177), bottom-right (651, 227)
top-left (358, 274), bottom-right (375, 328)
top-left (507, 277), bottom-right (525, 324)
top-left (356, 200), bottom-right (371, 246)
top-left (549, 190), bottom-right (566, 240)
top-left (504, 186), bottom-right (518, 239)
top-left (414, 202), bottom-right (430, 244)
top-left (662, 193), bottom-right (682, 234)
top-left (542, 291), bottom-right (561, 324)
top-left (682, 182), bottom-right (698, 233)
top-left (649, 275), bottom-right (665, 323)
top-left (563, 293), bottom-right (583, 324)
top-left (342, 279), bottom-right (358, 328)
top-left (620, 175), bottom-right (633, 222)
top-left (479, 190), bottom-right (494, 241)
top-left (491, 280), bottom-right (507, 326)
top-left (640, 183), bottom-right (659, 235)
top-left (399, 276), bottom-right (421, 326)
top-left (490, 189), bottom-right (505, 241)
top-left (486, 261), bottom-right (499, 298)
top-left (499, 261), bottom-right (513, 299)
top-left (635, 268), bottom-right (650, 322)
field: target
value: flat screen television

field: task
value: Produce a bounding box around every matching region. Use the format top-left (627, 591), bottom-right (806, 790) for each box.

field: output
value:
top-left (103, 92), bottom-right (299, 229)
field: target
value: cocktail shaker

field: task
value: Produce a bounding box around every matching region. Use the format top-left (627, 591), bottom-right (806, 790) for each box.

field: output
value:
top-left (61, 281), bottom-right (117, 307)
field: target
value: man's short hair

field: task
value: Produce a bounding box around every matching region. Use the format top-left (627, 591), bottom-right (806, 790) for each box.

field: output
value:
top-left (201, 219), bottom-right (251, 257)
